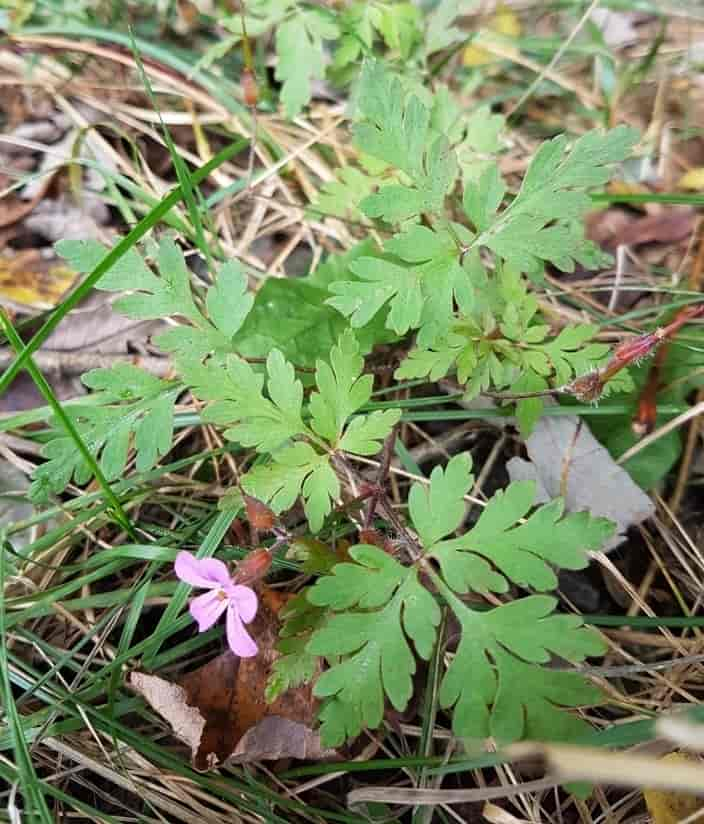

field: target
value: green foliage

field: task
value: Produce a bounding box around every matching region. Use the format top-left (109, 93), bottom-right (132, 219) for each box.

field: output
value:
top-left (30, 364), bottom-right (177, 502)
top-left (266, 592), bottom-right (325, 702)
top-left (275, 8), bottom-right (339, 118)
top-left (198, 0), bottom-right (462, 119)
top-left (50, 240), bottom-right (399, 517)
top-left (41, 39), bottom-right (656, 762)
top-left (322, 61), bottom-right (638, 433)
top-left (306, 453), bottom-right (612, 746)
top-left (307, 544), bottom-right (441, 743)
top-left (466, 126), bottom-right (638, 274)
top-left (185, 330), bottom-right (400, 532)
top-left (232, 240), bottom-right (398, 374)
top-left (57, 237), bottom-right (252, 365)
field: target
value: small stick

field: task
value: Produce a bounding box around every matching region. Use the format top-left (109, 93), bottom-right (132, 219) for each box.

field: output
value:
top-left (363, 427), bottom-right (396, 532)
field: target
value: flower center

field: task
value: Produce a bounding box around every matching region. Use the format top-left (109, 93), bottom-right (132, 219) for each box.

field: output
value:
top-left (216, 588), bottom-right (228, 601)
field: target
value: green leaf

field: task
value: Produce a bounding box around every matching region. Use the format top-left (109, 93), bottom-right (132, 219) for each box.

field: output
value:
top-left (30, 365), bottom-right (177, 501)
top-left (186, 349), bottom-right (305, 452)
top-left (55, 239), bottom-right (156, 291)
top-left (394, 336), bottom-right (466, 381)
top-left (206, 259), bottom-right (254, 339)
top-left (360, 135), bottom-right (458, 223)
top-left (408, 453), bottom-right (473, 547)
top-left (232, 240), bottom-right (398, 372)
top-left (275, 11), bottom-right (338, 118)
top-left (338, 409), bottom-right (401, 455)
top-left (266, 592), bottom-right (326, 702)
top-left (463, 162), bottom-right (506, 232)
top-left (312, 166), bottom-right (380, 220)
top-left (242, 442), bottom-right (337, 532)
top-left (374, 2), bottom-right (421, 58)
top-left (438, 594), bottom-right (606, 743)
top-left (433, 483), bottom-right (615, 592)
top-left (353, 61), bottom-right (429, 178)
top-left (425, 0), bottom-right (465, 54)
top-left (461, 105), bottom-right (506, 155)
top-left (63, 238), bottom-right (256, 364)
top-left (112, 238), bottom-right (201, 322)
top-left (309, 330), bottom-right (373, 442)
top-left (307, 545), bottom-right (441, 745)
top-left (510, 371), bottom-right (547, 436)
top-left (328, 256), bottom-right (422, 333)
top-left (473, 126), bottom-right (639, 273)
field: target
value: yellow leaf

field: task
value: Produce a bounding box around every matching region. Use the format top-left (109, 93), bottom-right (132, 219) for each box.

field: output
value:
top-left (0, 253), bottom-right (78, 310)
top-left (677, 168), bottom-right (704, 191)
top-left (463, 3), bottom-right (521, 67)
top-left (643, 753), bottom-right (704, 824)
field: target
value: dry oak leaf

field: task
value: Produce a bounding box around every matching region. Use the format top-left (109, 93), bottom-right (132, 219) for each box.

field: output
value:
top-left (129, 587), bottom-right (335, 770)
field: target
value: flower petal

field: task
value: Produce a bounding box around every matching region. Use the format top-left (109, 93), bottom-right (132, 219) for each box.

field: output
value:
top-left (226, 604), bottom-right (258, 657)
top-left (189, 590), bottom-right (228, 632)
top-left (231, 585), bottom-right (258, 623)
top-left (175, 551), bottom-right (231, 589)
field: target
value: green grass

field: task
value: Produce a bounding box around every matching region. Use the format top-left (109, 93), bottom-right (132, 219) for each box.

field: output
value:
top-left (4, 2), bottom-right (704, 820)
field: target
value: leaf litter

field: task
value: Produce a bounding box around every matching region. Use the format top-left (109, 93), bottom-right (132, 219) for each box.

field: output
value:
top-left (129, 587), bottom-right (333, 769)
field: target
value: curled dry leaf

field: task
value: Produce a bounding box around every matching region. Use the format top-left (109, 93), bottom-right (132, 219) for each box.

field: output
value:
top-left (129, 587), bottom-right (335, 770)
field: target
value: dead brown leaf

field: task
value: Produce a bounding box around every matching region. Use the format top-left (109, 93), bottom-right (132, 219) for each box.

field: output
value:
top-left (128, 587), bottom-right (333, 770)
top-left (617, 209), bottom-right (697, 247)
top-left (0, 250), bottom-right (78, 310)
top-left (587, 207), bottom-right (696, 250)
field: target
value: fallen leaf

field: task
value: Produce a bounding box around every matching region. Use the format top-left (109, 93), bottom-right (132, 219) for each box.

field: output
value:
top-left (506, 414), bottom-right (654, 551)
top-left (463, 3), bottom-right (521, 67)
top-left (587, 207), bottom-right (696, 250)
top-left (586, 208), bottom-right (637, 248)
top-left (617, 209), bottom-right (696, 247)
top-left (644, 753), bottom-right (704, 824)
top-left (0, 250), bottom-right (78, 310)
top-left (24, 193), bottom-right (110, 243)
top-left (44, 291), bottom-right (162, 355)
top-left (678, 168), bottom-right (704, 190)
top-left (129, 587), bottom-right (333, 769)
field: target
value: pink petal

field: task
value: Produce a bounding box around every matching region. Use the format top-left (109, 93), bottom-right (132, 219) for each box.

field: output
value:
top-left (189, 590), bottom-right (228, 632)
top-left (175, 551), bottom-right (231, 589)
top-left (226, 604), bottom-right (258, 657)
top-left (231, 585), bottom-right (258, 623)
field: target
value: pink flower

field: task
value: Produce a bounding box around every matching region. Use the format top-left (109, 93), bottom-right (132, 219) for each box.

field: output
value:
top-left (174, 551), bottom-right (258, 657)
